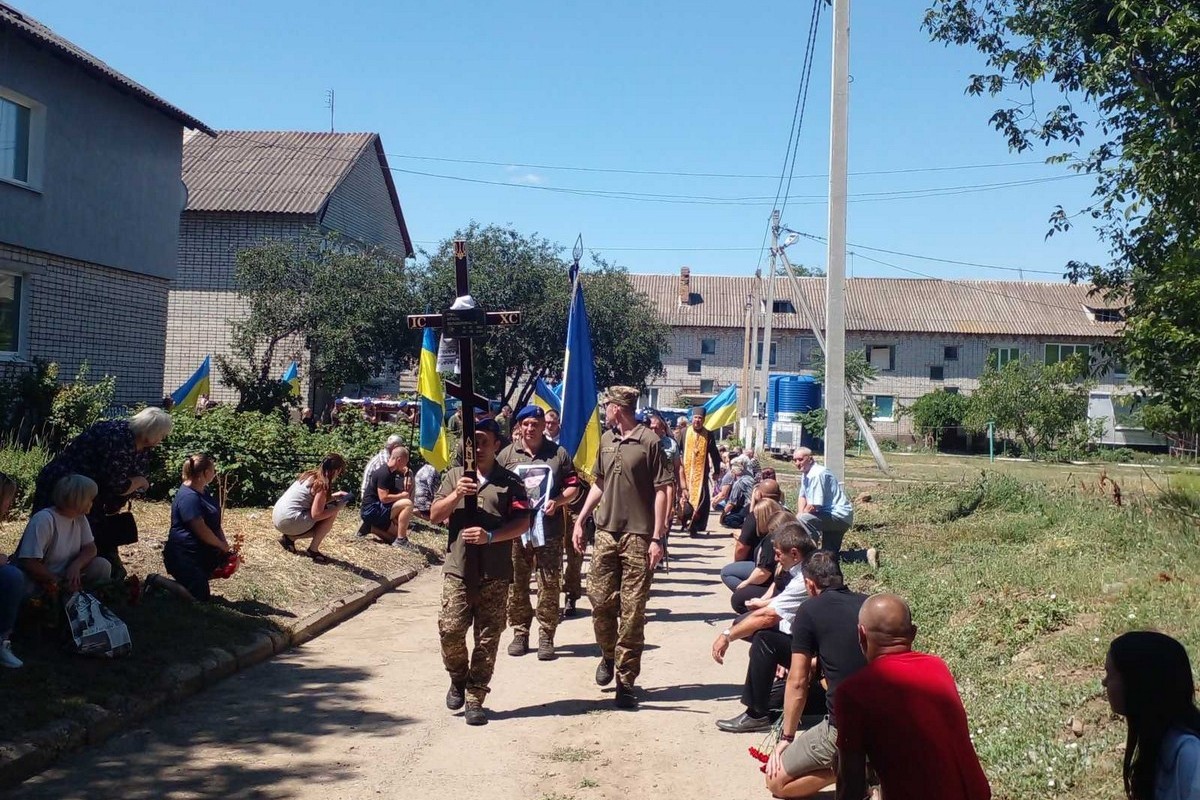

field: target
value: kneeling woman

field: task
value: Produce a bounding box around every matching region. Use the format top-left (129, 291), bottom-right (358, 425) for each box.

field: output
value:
top-left (161, 454), bottom-right (232, 602)
top-left (273, 454), bottom-right (349, 564)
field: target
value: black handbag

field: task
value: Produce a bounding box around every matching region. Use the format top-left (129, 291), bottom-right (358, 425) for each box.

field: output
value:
top-left (94, 503), bottom-right (139, 548)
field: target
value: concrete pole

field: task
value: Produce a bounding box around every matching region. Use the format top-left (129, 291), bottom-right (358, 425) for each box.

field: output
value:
top-left (746, 270), bottom-right (762, 447)
top-left (823, 0), bottom-right (850, 478)
top-left (739, 291), bottom-right (753, 433)
top-left (758, 210), bottom-right (781, 451)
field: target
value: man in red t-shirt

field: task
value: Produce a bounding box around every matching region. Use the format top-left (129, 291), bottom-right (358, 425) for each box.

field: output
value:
top-left (835, 594), bottom-right (991, 800)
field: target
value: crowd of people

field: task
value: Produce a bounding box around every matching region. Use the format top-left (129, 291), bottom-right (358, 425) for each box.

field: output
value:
top-left (0, 397), bottom-right (1197, 800)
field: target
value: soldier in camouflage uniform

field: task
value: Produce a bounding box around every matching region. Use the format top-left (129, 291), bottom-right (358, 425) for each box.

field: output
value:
top-left (572, 386), bottom-right (672, 709)
top-left (430, 419), bottom-right (529, 726)
top-left (499, 405), bottom-right (580, 661)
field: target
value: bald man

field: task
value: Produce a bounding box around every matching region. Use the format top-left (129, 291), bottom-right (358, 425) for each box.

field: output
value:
top-left (834, 594), bottom-right (991, 800)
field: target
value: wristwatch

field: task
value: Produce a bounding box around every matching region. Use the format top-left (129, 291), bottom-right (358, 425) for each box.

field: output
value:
top-left (721, 628), bottom-right (732, 638)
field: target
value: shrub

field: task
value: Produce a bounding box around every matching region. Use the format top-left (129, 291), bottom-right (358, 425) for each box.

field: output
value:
top-left (909, 390), bottom-right (971, 448)
top-left (0, 441), bottom-right (51, 510)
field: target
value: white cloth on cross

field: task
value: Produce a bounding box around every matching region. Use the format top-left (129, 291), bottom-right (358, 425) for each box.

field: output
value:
top-left (435, 295), bottom-right (479, 374)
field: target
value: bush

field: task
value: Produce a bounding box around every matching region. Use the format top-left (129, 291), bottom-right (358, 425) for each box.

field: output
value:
top-left (149, 406), bottom-right (417, 507)
top-left (909, 390), bottom-right (971, 448)
top-left (0, 441), bottom-right (51, 510)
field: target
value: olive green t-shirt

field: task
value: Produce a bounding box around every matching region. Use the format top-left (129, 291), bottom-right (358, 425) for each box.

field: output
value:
top-left (436, 464), bottom-right (528, 582)
top-left (498, 436), bottom-right (578, 540)
top-left (592, 423), bottom-right (673, 536)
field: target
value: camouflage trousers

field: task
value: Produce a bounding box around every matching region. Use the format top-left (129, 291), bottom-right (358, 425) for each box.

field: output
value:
top-left (438, 575), bottom-right (509, 706)
top-left (507, 537), bottom-right (563, 637)
top-left (588, 528), bottom-right (654, 688)
top-left (563, 509), bottom-right (587, 599)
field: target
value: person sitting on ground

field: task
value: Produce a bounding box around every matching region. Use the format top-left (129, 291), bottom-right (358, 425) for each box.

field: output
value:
top-left (413, 461), bottom-right (440, 521)
top-left (721, 481), bottom-right (785, 590)
top-left (357, 435), bottom-right (405, 536)
top-left (152, 454), bottom-right (234, 603)
top-left (360, 446), bottom-right (418, 551)
top-left (791, 447), bottom-right (854, 555)
top-left (273, 454), bottom-right (349, 564)
top-left (730, 507), bottom-right (800, 614)
top-left (1104, 631), bottom-right (1200, 800)
top-left (766, 551), bottom-right (869, 799)
top-left (734, 448), bottom-right (762, 478)
top-left (0, 473), bottom-right (27, 668)
top-left (712, 464), bottom-right (736, 513)
top-left (713, 523), bottom-right (821, 733)
top-left (720, 462), bottom-right (756, 529)
top-left (33, 406), bottom-right (173, 578)
top-left (834, 593), bottom-right (991, 800)
top-left (16, 474), bottom-right (112, 602)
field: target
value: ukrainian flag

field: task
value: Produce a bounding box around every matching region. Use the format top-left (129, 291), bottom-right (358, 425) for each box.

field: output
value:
top-left (282, 361), bottom-right (300, 397)
top-left (533, 377), bottom-right (562, 414)
top-left (418, 328), bottom-right (451, 470)
top-left (703, 383), bottom-right (739, 431)
top-left (560, 282), bottom-right (601, 480)
top-left (171, 356), bottom-right (211, 410)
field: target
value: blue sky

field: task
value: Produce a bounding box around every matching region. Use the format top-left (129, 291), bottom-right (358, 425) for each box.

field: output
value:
top-left (21, 0), bottom-right (1108, 280)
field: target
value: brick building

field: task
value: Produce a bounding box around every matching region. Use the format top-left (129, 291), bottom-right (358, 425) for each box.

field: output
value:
top-left (165, 130), bottom-right (414, 403)
top-left (626, 267), bottom-right (1155, 446)
top-left (0, 4), bottom-right (212, 402)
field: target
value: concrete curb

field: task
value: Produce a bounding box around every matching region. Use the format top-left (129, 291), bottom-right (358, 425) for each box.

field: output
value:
top-left (0, 564), bottom-right (424, 790)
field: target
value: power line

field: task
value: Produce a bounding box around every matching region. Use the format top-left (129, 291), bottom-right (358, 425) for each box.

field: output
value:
top-left (786, 230), bottom-right (1064, 276)
top-left (779, 0), bottom-right (824, 220)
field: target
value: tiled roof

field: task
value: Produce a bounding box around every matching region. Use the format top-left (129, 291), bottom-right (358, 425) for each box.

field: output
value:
top-left (626, 272), bottom-right (1123, 339)
top-left (0, 2), bottom-right (213, 134)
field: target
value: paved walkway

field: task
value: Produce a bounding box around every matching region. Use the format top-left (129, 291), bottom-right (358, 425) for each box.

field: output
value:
top-left (14, 533), bottom-right (807, 799)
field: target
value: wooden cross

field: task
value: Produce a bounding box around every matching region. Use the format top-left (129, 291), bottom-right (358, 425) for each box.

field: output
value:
top-left (407, 239), bottom-right (522, 514)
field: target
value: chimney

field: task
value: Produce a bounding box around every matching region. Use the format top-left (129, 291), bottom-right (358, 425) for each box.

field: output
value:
top-left (679, 266), bottom-right (691, 305)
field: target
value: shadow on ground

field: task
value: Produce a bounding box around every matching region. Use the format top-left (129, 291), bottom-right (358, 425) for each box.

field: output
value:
top-left (10, 660), bottom-right (413, 800)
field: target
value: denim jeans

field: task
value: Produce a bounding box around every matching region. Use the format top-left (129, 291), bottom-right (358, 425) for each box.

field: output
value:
top-left (0, 564), bottom-right (26, 637)
top-left (720, 560), bottom-right (757, 591)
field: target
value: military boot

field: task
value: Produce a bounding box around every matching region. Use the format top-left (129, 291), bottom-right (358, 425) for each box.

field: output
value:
top-left (537, 631), bottom-right (557, 661)
top-left (507, 632), bottom-right (529, 656)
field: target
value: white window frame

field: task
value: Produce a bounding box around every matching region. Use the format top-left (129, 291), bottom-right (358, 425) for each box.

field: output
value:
top-left (0, 86), bottom-right (46, 191)
top-left (870, 395), bottom-right (896, 421)
top-left (0, 268), bottom-right (29, 359)
top-left (988, 347), bottom-right (1020, 369)
top-left (866, 345), bottom-right (895, 372)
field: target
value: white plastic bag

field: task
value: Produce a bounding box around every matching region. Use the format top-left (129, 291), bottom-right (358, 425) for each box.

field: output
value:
top-left (65, 591), bottom-right (132, 658)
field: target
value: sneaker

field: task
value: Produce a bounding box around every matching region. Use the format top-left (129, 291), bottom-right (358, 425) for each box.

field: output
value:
top-left (866, 547), bottom-right (880, 569)
top-left (563, 596), bottom-right (578, 618)
top-left (464, 703), bottom-right (488, 726)
top-left (715, 711), bottom-right (772, 733)
top-left (537, 631), bottom-right (556, 661)
top-left (507, 633), bottom-right (529, 657)
top-left (595, 657), bottom-right (615, 686)
top-left (0, 639), bottom-right (23, 669)
top-left (392, 538), bottom-right (419, 552)
top-left (614, 683), bottom-right (638, 709)
top-left (445, 681), bottom-right (466, 710)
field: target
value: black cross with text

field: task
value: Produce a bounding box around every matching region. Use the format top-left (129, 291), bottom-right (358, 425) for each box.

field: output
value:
top-left (407, 239), bottom-right (521, 514)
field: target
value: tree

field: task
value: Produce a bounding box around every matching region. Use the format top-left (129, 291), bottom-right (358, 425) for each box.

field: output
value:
top-left (217, 232), bottom-right (417, 413)
top-left (792, 350), bottom-right (878, 437)
top-left (909, 390), bottom-right (971, 448)
top-left (924, 1), bottom-right (1200, 433)
top-left (774, 263), bottom-right (824, 277)
top-left (415, 224), bottom-right (668, 406)
top-left (963, 355), bottom-right (1093, 457)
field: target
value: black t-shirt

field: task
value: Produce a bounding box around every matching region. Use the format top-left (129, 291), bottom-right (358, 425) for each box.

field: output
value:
top-left (790, 586), bottom-right (869, 725)
top-left (738, 514), bottom-right (762, 549)
top-left (754, 531), bottom-right (792, 592)
top-left (364, 463), bottom-right (405, 507)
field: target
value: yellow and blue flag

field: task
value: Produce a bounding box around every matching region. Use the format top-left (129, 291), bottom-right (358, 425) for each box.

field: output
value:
top-left (418, 328), bottom-right (451, 470)
top-left (560, 282), bottom-right (601, 480)
top-left (702, 383), bottom-right (739, 431)
top-left (171, 355), bottom-right (210, 410)
top-left (533, 377), bottom-right (562, 414)
top-left (281, 361), bottom-right (300, 397)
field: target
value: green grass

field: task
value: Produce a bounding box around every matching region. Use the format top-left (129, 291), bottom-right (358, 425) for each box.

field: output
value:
top-left (840, 475), bottom-right (1200, 799)
top-left (544, 746), bottom-right (598, 763)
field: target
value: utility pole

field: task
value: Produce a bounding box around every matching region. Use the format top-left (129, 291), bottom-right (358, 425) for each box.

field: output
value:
top-left (824, 0), bottom-right (850, 479)
top-left (758, 210), bottom-right (781, 451)
top-left (325, 89), bottom-right (335, 133)
top-left (746, 270), bottom-right (762, 446)
top-left (739, 289), bottom-right (753, 428)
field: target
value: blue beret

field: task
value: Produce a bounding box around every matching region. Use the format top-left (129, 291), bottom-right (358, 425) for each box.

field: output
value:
top-left (475, 418), bottom-right (503, 437)
top-left (516, 405), bottom-right (545, 423)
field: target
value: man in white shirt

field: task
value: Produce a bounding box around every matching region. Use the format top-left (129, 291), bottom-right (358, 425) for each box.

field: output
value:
top-left (710, 522), bottom-right (818, 733)
top-left (792, 447), bottom-right (854, 554)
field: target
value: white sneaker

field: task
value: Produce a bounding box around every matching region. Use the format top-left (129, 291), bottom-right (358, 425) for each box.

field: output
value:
top-left (0, 639), bottom-right (23, 669)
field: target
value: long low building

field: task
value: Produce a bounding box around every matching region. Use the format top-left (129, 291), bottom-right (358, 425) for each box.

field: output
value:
top-left (627, 267), bottom-right (1154, 447)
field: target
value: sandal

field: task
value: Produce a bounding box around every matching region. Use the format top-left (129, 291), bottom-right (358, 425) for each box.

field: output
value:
top-left (307, 549), bottom-right (331, 565)
top-left (279, 535), bottom-right (299, 554)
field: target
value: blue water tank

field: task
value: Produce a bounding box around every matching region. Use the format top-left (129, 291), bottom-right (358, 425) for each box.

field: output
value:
top-left (765, 374), bottom-right (822, 446)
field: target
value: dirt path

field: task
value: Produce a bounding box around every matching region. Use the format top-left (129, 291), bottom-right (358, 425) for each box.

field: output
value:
top-left (14, 534), bottom-right (795, 800)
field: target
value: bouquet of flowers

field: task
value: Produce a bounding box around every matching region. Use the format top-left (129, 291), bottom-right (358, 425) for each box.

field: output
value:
top-left (748, 718), bottom-right (785, 773)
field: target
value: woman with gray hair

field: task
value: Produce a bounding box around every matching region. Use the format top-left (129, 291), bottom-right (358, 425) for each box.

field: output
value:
top-left (33, 406), bottom-right (173, 576)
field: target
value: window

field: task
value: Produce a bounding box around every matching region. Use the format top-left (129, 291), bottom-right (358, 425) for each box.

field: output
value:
top-left (755, 341), bottom-right (778, 368)
top-left (0, 273), bottom-right (23, 354)
top-left (929, 365), bottom-right (944, 381)
top-left (870, 395), bottom-right (896, 421)
top-left (943, 346), bottom-right (959, 361)
top-left (1112, 394), bottom-right (1145, 430)
top-left (700, 338), bottom-right (717, 355)
top-left (699, 379), bottom-right (715, 394)
top-left (771, 299), bottom-right (796, 314)
top-left (640, 388), bottom-right (659, 408)
top-left (0, 95), bottom-right (31, 183)
top-left (686, 358), bottom-right (702, 374)
top-left (1045, 343), bottom-right (1091, 375)
top-left (988, 347), bottom-right (1020, 369)
top-left (945, 387), bottom-right (960, 395)
top-left (799, 336), bottom-right (819, 369)
top-left (865, 345), bottom-right (895, 371)
top-left (1086, 306), bottom-right (1124, 323)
